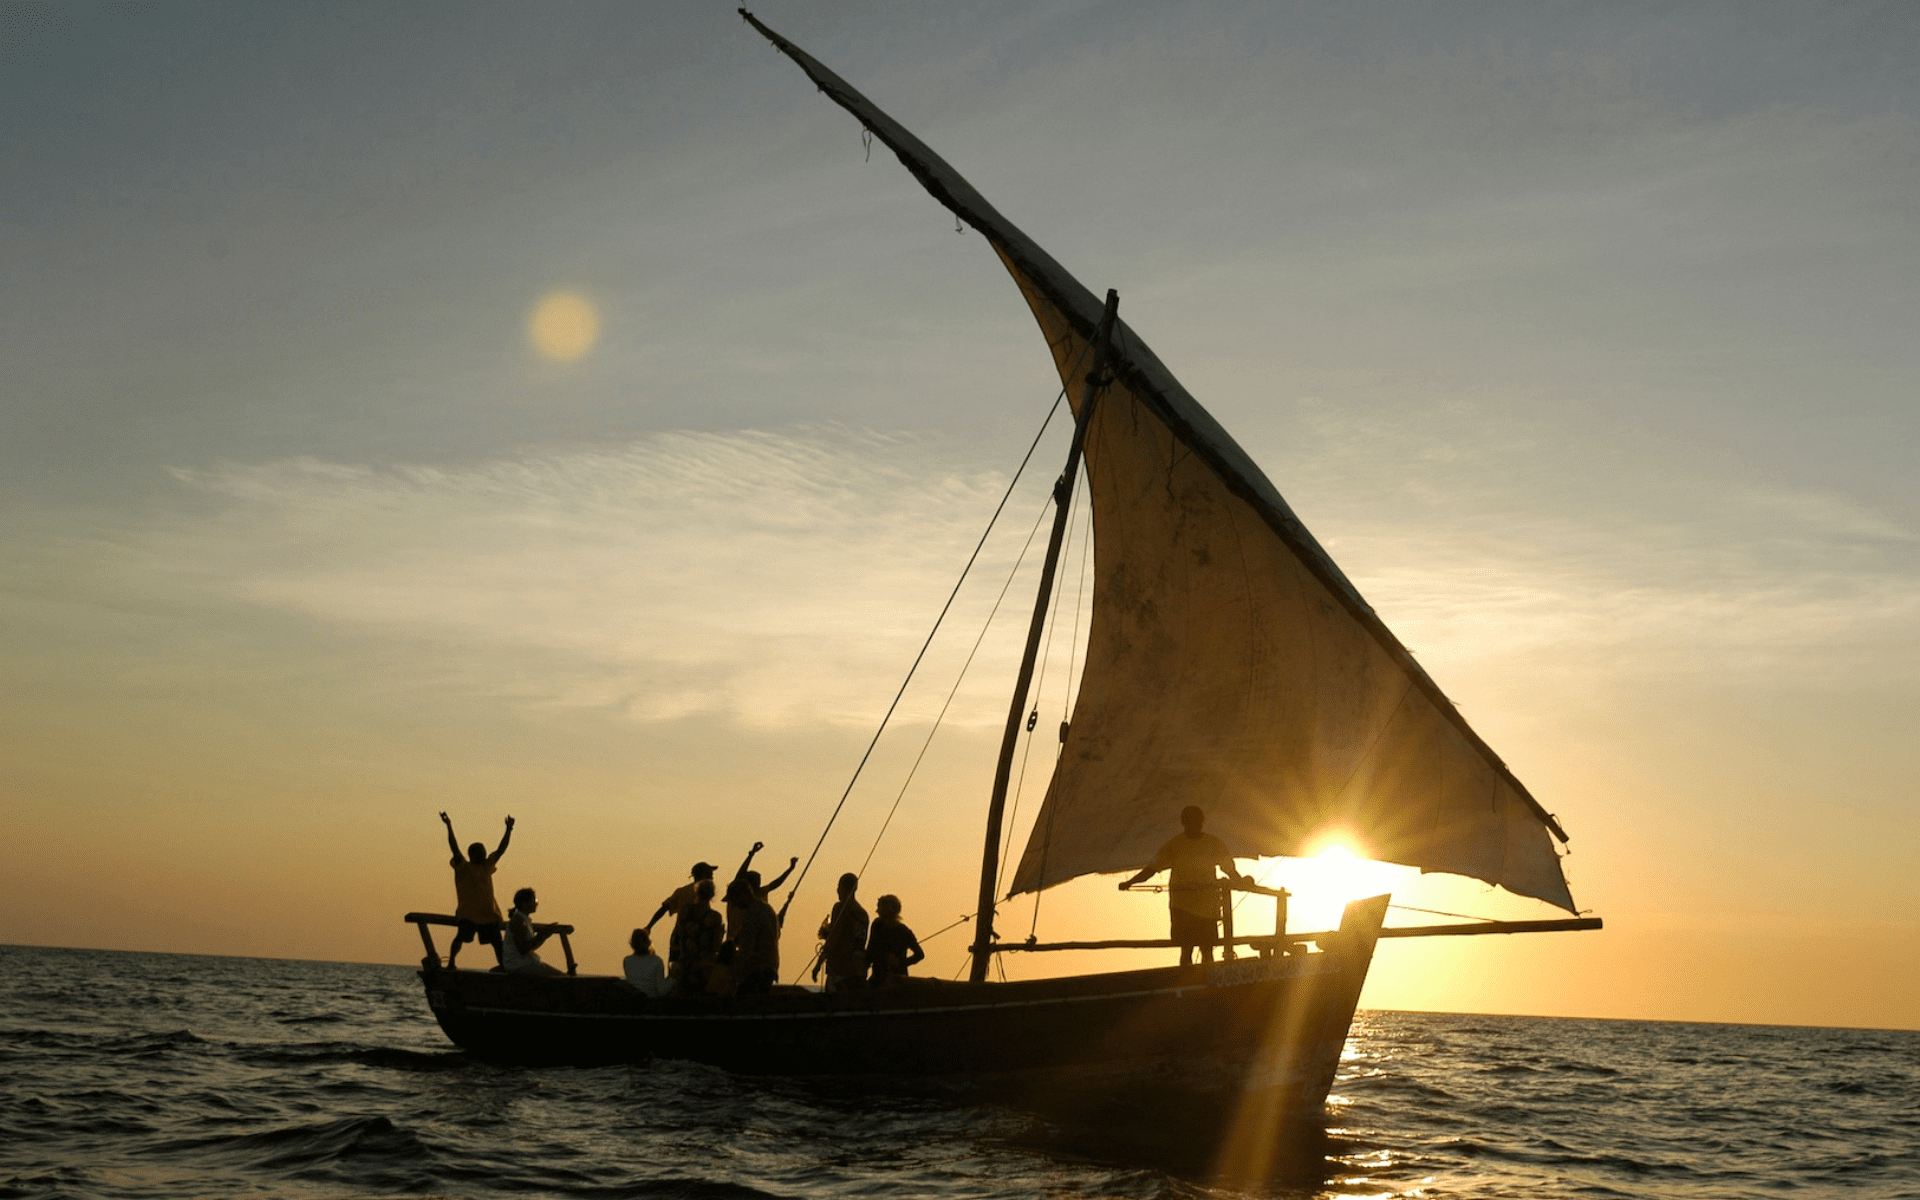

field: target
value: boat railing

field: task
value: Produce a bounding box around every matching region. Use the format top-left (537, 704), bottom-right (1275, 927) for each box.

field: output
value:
top-left (403, 912), bottom-right (579, 976)
top-left (996, 883), bottom-right (1600, 956)
top-left (1001, 880), bottom-right (1297, 956)
top-left (993, 934), bottom-right (1311, 957)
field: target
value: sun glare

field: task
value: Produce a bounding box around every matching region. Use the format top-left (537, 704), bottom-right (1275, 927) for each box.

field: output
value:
top-left (529, 290), bottom-right (601, 362)
top-left (1254, 837), bottom-right (1415, 932)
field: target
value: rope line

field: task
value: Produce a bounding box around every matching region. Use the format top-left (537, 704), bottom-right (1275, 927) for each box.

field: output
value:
top-left (1389, 903), bottom-right (1499, 923)
top-left (857, 492), bottom-right (1056, 877)
top-left (915, 912), bottom-right (972, 945)
top-left (777, 389), bottom-right (1068, 926)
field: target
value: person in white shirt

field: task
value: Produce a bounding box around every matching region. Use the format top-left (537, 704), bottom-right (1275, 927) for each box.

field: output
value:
top-left (622, 928), bottom-right (670, 997)
top-left (502, 887), bottom-right (565, 976)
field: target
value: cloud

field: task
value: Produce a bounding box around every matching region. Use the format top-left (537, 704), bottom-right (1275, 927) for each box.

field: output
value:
top-left (24, 409), bottom-right (1916, 735)
top-left (1274, 399), bottom-right (1920, 684)
top-left (135, 426), bottom-right (1042, 728)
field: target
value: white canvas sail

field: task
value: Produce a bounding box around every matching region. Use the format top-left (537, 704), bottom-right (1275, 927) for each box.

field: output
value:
top-left (747, 14), bottom-right (1577, 913)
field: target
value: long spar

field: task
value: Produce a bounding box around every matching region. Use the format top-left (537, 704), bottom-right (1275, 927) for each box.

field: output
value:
top-left (969, 289), bottom-right (1120, 984)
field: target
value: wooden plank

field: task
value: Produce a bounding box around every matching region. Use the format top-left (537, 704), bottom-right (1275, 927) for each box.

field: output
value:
top-left (404, 911), bottom-right (575, 937)
top-left (995, 935), bottom-right (1304, 954)
top-left (994, 916), bottom-right (1600, 953)
top-left (414, 919), bottom-right (440, 967)
top-left (1376, 917), bottom-right (1603, 939)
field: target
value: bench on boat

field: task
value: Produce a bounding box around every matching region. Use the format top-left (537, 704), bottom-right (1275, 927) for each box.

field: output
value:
top-left (405, 912), bottom-right (578, 976)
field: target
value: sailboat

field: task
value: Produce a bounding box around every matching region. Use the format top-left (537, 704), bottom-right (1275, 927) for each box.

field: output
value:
top-left (405, 12), bottom-right (1599, 1122)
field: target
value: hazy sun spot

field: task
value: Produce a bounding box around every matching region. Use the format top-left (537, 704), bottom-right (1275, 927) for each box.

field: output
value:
top-left (529, 290), bottom-right (601, 362)
top-left (1283, 836), bottom-right (1410, 909)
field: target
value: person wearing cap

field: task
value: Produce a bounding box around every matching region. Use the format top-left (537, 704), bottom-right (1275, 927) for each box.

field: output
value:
top-left (668, 878), bottom-right (725, 993)
top-left (646, 861), bottom-right (718, 934)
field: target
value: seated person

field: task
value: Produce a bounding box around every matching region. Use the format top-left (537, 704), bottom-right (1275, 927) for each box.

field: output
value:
top-left (501, 887), bottom-right (565, 976)
top-left (621, 928), bottom-right (670, 997)
top-left (865, 893), bottom-right (925, 988)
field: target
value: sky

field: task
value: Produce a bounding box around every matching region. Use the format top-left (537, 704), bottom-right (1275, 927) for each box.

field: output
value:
top-left (3, 0), bottom-right (1916, 1030)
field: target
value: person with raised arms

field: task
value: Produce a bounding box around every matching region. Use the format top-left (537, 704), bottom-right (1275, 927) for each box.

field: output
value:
top-left (439, 811), bottom-right (513, 969)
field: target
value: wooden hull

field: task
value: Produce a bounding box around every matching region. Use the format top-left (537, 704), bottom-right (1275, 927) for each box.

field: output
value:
top-left (416, 896), bottom-right (1389, 1119)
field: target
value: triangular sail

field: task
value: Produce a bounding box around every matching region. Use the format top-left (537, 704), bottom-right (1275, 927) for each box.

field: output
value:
top-left (746, 14), bottom-right (1577, 912)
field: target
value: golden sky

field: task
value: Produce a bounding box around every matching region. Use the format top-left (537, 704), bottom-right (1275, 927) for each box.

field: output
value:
top-left (3, 2), bottom-right (1916, 1030)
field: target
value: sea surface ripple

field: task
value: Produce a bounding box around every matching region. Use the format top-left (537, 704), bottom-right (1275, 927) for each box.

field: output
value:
top-left (2, 945), bottom-right (1915, 1199)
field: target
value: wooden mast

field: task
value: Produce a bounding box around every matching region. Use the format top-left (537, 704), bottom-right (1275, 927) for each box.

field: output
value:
top-left (969, 289), bottom-right (1120, 983)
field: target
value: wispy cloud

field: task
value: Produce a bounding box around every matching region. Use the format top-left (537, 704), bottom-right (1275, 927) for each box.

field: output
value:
top-left (1276, 398), bottom-right (1920, 683)
top-left (129, 426), bottom-right (1039, 728)
top-left (29, 413), bottom-right (1915, 734)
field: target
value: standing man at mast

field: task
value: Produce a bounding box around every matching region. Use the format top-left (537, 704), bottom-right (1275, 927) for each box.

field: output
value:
top-left (1119, 806), bottom-right (1248, 967)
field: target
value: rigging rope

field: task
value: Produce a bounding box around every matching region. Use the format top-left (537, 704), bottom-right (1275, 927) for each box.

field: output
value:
top-left (857, 492), bottom-right (1055, 877)
top-left (790, 332), bottom-right (1102, 954)
top-left (914, 912), bottom-right (972, 945)
top-left (777, 388), bottom-right (1069, 927)
top-left (1389, 904), bottom-right (1500, 923)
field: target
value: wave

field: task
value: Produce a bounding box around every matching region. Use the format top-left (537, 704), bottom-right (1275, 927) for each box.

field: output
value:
top-left (231, 1041), bottom-right (469, 1072)
top-left (100, 1029), bottom-right (211, 1055)
top-left (0, 1165), bottom-right (101, 1199)
top-left (572, 1180), bottom-right (807, 1199)
top-left (1, 1027), bottom-right (211, 1061)
top-left (1549, 1060), bottom-right (1620, 1076)
top-left (139, 1114), bottom-right (434, 1172)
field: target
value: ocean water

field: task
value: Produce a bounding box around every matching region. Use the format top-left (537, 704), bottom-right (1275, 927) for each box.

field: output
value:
top-left (2, 945), bottom-right (1915, 1199)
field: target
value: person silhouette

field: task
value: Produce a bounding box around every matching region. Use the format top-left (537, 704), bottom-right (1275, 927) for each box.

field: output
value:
top-left (865, 894), bottom-right (925, 988)
top-left (440, 812), bottom-right (513, 969)
top-left (669, 879), bottom-right (725, 994)
top-left (730, 872), bottom-right (783, 996)
top-left (502, 887), bottom-right (564, 976)
top-left (1118, 806), bottom-right (1248, 966)
top-left (817, 872), bottom-right (869, 993)
top-left (646, 861), bottom-right (718, 934)
top-left (726, 841), bottom-right (798, 940)
top-left (622, 928), bottom-right (670, 997)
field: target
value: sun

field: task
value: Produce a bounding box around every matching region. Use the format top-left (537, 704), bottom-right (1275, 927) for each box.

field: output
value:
top-left (1257, 836), bottom-right (1415, 932)
top-left (528, 290), bottom-right (601, 362)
